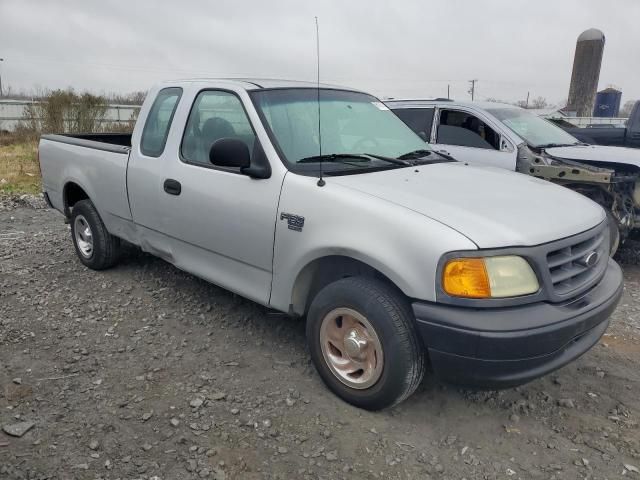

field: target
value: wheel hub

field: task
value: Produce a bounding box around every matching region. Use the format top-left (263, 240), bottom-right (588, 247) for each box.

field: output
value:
top-left (319, 308), bottom-right (384, 390)
top-left (344, 329), bottom-right (368, 360)
top-left (73, 215), bottom-right (94, 258)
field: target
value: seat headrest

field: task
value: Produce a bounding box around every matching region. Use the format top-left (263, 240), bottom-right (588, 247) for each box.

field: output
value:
top-left (202, 117), bottom-right (236, 140)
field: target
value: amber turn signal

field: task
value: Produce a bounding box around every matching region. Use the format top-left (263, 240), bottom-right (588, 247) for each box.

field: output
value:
top-left (442, 258), bottom-right (491, 299)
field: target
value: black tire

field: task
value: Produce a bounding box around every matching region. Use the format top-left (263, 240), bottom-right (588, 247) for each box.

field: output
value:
top-left (70, 199), bottom-right (120, 270)
top-left (306, 276), bottom-right (425, 410)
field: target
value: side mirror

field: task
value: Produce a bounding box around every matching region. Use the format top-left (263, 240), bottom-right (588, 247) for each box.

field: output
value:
top-left (417, 131), bottom-right (428, 141)
top-left (209, 138), bottom-right (251, 169)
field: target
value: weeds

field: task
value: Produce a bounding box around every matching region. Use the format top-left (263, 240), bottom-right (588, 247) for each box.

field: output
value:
top-left (0, 88), bottom-right (141, 194)
top-left (22, 89), bottom-right (108, 134)
top-left (0, 140), bottom-right (40, 194)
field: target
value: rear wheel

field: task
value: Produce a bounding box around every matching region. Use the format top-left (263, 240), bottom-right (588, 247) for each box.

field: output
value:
top-left (306, 276), bottom-right (425, 410)
top-left (70, 199), bottom-right (120, 270)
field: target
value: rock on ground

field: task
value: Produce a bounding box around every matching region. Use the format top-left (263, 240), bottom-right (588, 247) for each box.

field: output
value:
top-left (1, 199), bottom-right (639, 479)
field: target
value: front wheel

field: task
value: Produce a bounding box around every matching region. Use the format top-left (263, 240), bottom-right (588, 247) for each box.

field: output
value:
top-left (306, 276), bottom-right (425, 410)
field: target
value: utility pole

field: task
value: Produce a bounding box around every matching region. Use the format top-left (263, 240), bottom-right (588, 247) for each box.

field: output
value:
top-left (447, 84), bottom-right (450, 100)
top-left (526, 91), bottom-right (530, 109)
top-left (0, 58), bottom-right (4, 98)
top-left (468, 79), bottom-right (477, 101)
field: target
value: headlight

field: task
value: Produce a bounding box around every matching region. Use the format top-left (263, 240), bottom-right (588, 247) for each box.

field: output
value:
top-left (442, 255), bottom-right (539, 299)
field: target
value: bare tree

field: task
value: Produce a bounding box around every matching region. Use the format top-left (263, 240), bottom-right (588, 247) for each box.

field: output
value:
top-left (106, 90), bottom-right (147, 105)
top-left (127, 91), bottom-right (147, 105)
top-left (22, 89), bottom-right (107, 134)
top-left (530, 96), bottom-right (549, 109)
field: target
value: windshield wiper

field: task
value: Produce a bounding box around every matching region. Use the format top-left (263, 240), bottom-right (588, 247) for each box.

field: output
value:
top-left (397, 149), bottom-right (433, 160)
top-left (297, 153), bottom-right (410, 166)
top-left (297, 153), bottom-right (370, 163)
top-left (537, 143), bottom-right (577, 149)
top-left (360, 153), bottom-right (412, 166)
top-left (398, 149), bottom-right (456, 163)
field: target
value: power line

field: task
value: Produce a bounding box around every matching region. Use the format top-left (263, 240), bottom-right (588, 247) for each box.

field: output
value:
top-left (468, 79), bottom-right (478, 101)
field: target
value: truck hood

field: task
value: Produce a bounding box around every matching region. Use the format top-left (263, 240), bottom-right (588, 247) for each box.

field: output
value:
top-left (331, 163), bottom-right (605, 248)
top-left (546, 144), bottom-right (640, 169)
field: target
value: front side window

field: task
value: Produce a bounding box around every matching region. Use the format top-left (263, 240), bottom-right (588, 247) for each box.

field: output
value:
top-left (140, 87), bottom-right (182, 157)
top-left (393, 108), bottom-right (435, 142)
top-left (487, 108), bottom-right (580, 148)
top-left (181, 90), bottom-right (256, 167)
top-left (437, 109), bottom-right (500, 150)
top-left (251, 88), bottom-right (429, 174)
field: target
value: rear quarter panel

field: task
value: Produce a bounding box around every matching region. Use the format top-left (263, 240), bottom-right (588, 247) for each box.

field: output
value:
top-left (38, 138), bottom-right (132, 225)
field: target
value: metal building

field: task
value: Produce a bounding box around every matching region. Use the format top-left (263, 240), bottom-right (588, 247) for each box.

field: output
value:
top-left (593, 87), bottom-right (622, 117)
top-left (566, 28), bottom-right (605, 117)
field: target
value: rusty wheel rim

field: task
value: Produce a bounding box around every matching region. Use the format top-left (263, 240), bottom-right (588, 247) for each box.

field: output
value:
top-left (319, 308), bottom-right (383, 389)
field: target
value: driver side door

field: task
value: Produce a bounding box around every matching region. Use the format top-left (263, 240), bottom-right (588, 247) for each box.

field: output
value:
top-left (431, 107), bottom-right (517, 171)
top-left (160, 89), bottom-right (285, 305)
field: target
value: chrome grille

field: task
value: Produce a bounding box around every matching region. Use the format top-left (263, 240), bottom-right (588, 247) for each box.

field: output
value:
top-left (546, 225), bottom-right (608, 298)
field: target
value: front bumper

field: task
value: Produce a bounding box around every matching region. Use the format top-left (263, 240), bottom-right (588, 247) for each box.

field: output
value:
top-left (413, 259), bottom-right (623, 388)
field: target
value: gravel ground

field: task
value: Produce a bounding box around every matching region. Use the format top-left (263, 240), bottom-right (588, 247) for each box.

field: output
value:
top-left (1, 195), bottom-right (639, 480)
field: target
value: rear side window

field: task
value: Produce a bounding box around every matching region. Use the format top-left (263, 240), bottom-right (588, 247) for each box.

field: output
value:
top-left (393, 108), bottom-right (434, 141)
top-left (140, 87), bottom-right (182, 157)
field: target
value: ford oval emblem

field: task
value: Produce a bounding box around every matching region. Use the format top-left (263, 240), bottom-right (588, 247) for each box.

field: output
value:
top-left (582, 251), bottom-right (599, 268)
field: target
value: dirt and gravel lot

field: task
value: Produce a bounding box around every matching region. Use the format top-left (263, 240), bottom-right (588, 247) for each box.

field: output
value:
top-left (1, 195), bottom-right (639, 480)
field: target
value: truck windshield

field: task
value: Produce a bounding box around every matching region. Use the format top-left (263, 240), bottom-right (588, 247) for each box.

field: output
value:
top-left (251, 88), bottom-right (430, 174)
top-left (487, 108), bottom-right (581, 148)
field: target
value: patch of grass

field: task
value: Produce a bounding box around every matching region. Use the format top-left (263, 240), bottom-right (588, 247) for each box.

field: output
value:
top-left (0, 140), bottom-right (41, 194)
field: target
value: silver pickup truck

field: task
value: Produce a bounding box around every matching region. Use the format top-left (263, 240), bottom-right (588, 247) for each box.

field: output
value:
top-left (39, 79), bottom-right (623, 410)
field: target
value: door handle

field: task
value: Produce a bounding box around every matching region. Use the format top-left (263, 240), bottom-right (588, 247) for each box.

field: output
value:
top-left (163, 179), bottom-right (182, 196)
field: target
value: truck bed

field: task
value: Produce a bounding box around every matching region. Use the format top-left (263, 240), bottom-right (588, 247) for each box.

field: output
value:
top-left (39, 133), bottom-right (133, 231)
top-left (41, 133), bottom-right (132, 153)
top-left (561, 126), bottom-right (628, 147)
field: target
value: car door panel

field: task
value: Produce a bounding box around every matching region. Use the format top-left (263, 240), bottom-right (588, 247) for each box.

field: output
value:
top-left (160, 89), bottom-right (283, 305)
top-left (432, 107), bottom-right (517, 170)
top-left (127, 86), bottom-right (184, 259)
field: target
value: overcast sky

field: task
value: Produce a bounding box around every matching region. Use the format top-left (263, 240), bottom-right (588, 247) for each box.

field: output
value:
top-left (1, 0), bottom-right (639, 106)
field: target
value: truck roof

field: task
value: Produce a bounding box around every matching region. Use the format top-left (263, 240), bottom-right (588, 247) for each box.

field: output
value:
top-left (160, 78), bottom-right (362, 92)
top-left (384, 98), bottom-right (518, 110)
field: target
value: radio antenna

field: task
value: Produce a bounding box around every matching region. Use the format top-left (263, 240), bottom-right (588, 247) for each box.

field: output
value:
top-left (315, 16), bottom-right (325, 187)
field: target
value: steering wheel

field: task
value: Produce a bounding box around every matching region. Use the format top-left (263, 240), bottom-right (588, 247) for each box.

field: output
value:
top-left (352, 137), bottom-right (380, 152)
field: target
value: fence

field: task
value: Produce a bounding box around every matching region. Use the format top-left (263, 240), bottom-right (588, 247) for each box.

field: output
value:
top-left (563, 117), bottom-right (628, 128)
top-left (0, 99), bottom-right (142, 132)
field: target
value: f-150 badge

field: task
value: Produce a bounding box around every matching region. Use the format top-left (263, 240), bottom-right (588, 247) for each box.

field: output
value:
top-left (280, 213), bottom-right (305, 232)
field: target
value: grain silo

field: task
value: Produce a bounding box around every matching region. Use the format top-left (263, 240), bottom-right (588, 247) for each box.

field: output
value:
top-left (593, 87), bottom-right (622, 117)
top-left (566, 29), bottom-right (605, 117)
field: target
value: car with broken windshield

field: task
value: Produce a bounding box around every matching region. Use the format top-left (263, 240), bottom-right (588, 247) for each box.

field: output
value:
top-left (387, 99), bottom-right (640, 252)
